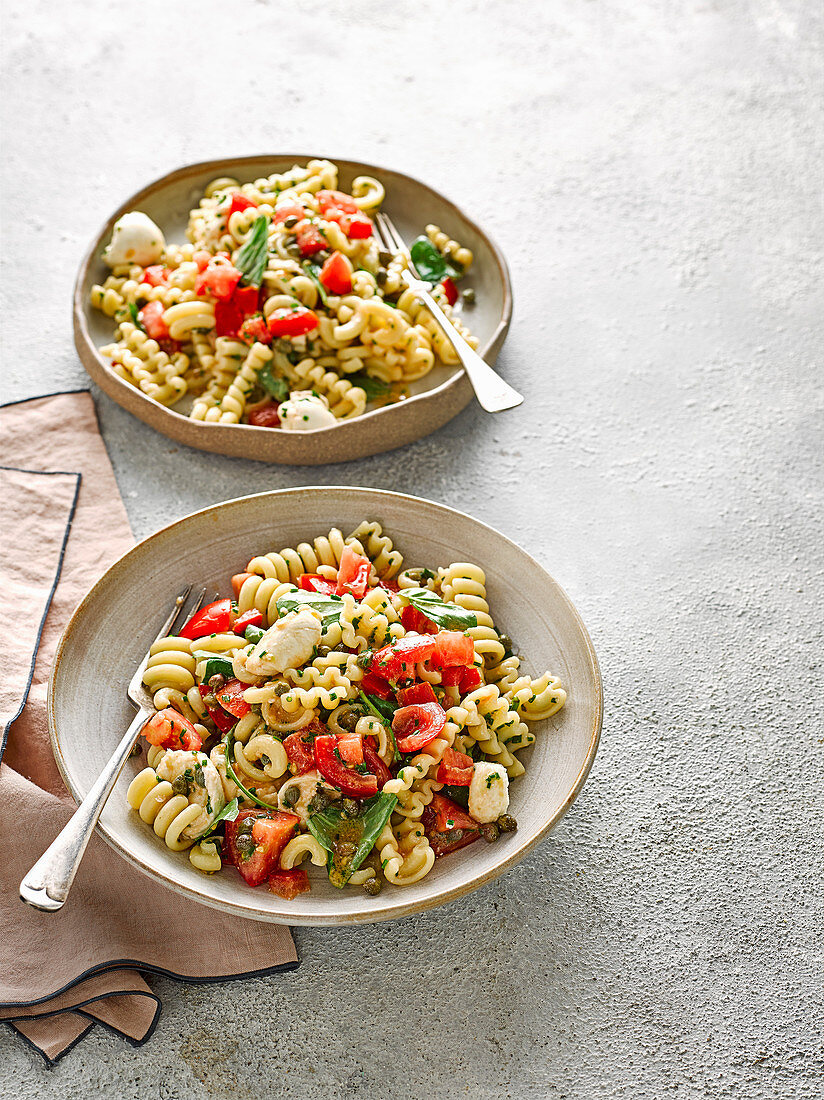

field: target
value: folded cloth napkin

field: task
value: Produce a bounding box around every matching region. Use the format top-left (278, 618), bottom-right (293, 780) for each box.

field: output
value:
top-left (0, 392), bottom-right (298, 1065)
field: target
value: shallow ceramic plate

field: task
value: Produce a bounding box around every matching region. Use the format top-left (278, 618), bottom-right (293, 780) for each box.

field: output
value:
top-left (49, 488), bottom-right (601, 925)
top-left (73, 156), bottom-right (513, 465)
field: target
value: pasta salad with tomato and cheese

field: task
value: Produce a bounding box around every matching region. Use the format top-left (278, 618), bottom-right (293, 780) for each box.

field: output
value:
top-left (90, 159), bottom-right (479, 430)
top-left (128, 521), bottom-right (566, 899)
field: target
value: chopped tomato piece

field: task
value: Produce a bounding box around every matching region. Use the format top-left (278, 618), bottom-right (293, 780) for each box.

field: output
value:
top-left (267, 306), bottom-right (319, 338)
top-left (283, 732), bottom-right (316, 774)
top-left (233, 609), bottom-right (263, 634)
top-left (273, 202), bottom-right (306, 224)
top-left (396, 682), bottom-right (438, 707)
top-left (362, 736), bottom-right (392, 787)
top-left (178, 598), bottom-right (234, 639)
top-left (195, 256), bottom-right (242, 300)
top-left (142, 708), bottom-right (202, 751)
top-left (238, 314), bottom-right (272, 345)
top-left (369, 634), bottom-right (437, 685)
top-left (139, 300), bottom-right (169, 341)
top-left (225, 191), bottom-right (258, 218)
top-left (429, 632), bottom-right (476, 670)
top-left (336, 731), bottom-right (364, 765)
top-left (313, 735), bottom-right (378, 798)
top-left (359, 671), bottom-right (393, 699)
top-left (400, 605), bottom-right (435, 634)
top-left (422, 794), bottom-right (481, 857)
top-left (344, 214), bottom-right (373, 239)
top-left (378, 577), bottom-right (400, 593)
top-left (268, 868), bottom-right (310, 899)
top-left (392, 701), bottom-right (447, 753)
top-left (295, 223), bottom-right (326, 256)
top-left (318, 251), bottom-right (353, 295)
top-left (214, 297), bottom-right (245, 338)
top-left (233, 285), bottom-right (259, 313)
top-left (440, 276), bottom-right (458, 306)
top-left (316, 190), bottom-right (359, 216)
top-left (436, 747), bottom-right (475, 786)
top-left (459, 667), bottom-right (483, 693)
top-left (142, 265), bottom-right (170, 287)
top-left (193, 250), bottom-right (211, 273)
top-left (225, 810), bottom-right (299, 887)
top-left (215, 678), bottom-right (250, 719)
top-left (231, 572), bottom-right (252, 598)
top-left (439, 666), bottom-right (463, 687)
top-left (335, 546), bottom-right (371, 599)
top-left (247, 402), bottom-right (281, 428)
top-left (298, 573), bottom-right (338, 595)
top-left (197, 684), bottom-right (236, 733)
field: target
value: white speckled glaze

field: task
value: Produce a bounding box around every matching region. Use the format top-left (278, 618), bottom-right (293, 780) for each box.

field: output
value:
top-left (73, 156), bottom-right (513, 465)
top-left (49, 487), bottom-right (601, 925)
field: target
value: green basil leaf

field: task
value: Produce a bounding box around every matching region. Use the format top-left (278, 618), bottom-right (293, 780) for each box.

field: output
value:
top-left (235, 215), bottom-right (269, 287)
top-left (199, 796), bottom-right (240, 839)
top-left (258, 362), bottom-right (289, 402)
top-left (409, 236), bottom-right (464, 284)
top-left (301, 261), bottom-right (329, 306)
top-left (402, 587), bottom-right (477, 630)
top-left (127, 302), bottom-right (145, 332)
top-left (276, 589), bottom-right (343, 629)
top-left (345, 372), bottom-right (392, 401)
top-left (307, 791), bottom-right (397, 888)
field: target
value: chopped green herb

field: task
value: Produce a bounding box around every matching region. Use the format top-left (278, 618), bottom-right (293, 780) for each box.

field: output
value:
top-left (409, 235), bottom-right (463, 283)
top-left (235, 215), bottom-right (269, 287)
top-left (127, 302), bottom-right (145, 332)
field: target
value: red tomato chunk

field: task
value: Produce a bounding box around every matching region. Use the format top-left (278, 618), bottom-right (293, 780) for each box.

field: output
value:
top-left (225, 810), bottom-right (299, 888)
top-left (392, 701), bottom-right (446, 753)
top-left (178, 598), bottom-right (234, 639)
top-left (422, 794), bottom-right (481, 857)
top-left (142, 708), bottom-right (202, 752)
top-left (335, 545), bottom-right (371, 599)
top-left (268, 868), bottom-right (310, 899)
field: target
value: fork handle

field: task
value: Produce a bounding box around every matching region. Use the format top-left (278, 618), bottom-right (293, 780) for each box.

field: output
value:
top-left (404, 273), bottom-right (524, 413)
top-left (20, 708), bottom-right (149, 912)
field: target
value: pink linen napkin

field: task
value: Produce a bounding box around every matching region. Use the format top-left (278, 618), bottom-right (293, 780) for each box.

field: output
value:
top-left (0, 392), bottom-right (298, 1064)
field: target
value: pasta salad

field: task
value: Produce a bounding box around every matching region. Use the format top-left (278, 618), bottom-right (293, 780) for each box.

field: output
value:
top-left (90, 160), bottom-right (479, 430)
top-left (128, 521), bottom-right (566, 899)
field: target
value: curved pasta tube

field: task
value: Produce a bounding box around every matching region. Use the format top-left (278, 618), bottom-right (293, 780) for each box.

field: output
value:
top-left (280, 834), bottom-right (327, 869)
top-left (142, 636), bottom-right (195, 696)
top-left (425, 223), bottom-right (473, 270)
top-left (247, 527), bottom-right (359, 587)
top-left (217, 342), bottom-right (273, 424)
top-left (163, 300), bottom-right (215, 341)
top-left (232, 733), bottom-right (289, 783)
top-left (127, 770), bottom-right (203, 851)
top-left (189, 838), bottom-right (222, 873)
top-left (377, 820), bottom-right (435, 885)
top-left (440, 563), bottom-right (505, 667)
top-left (462, 684), bottom-right (530, 777)
top-left (506, 673), bottom-right (567, 722)
top-left (347, 520), bottom-right (403, 577)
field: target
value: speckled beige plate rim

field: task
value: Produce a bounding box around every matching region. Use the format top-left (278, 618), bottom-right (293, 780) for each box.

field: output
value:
top-left (49, 488), bottom-right (602, 926)
top-left (73, 155), bottom-right (513, 465)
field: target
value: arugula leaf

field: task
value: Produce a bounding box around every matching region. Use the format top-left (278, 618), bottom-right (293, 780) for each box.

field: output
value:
top-left (346, 373), bottom-right (392, 401)
top-left (402, 587), bottom-right (477, 630)
top-left (127, 302), bottom-right (145, 332)
top-left (301, 261), bottom-right (329, 306)
top-left (258, 362), bottom-right (289, 402)
top-left (358, 690), bottom-right (400, 762)
top-left (224, 734), bottom-right (274, 810)
top-left (235, 215), bottom-right (269, 287)
top-left (307, 791), bottom-right (397, 888)
top-left (409, 236), bottom-right (463, 284)
top-left (276, 589), bottom-right (343, 629)
top-left (199, 797), bottom-right (240, 839)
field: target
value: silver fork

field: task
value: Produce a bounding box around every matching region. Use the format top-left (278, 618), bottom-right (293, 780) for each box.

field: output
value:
top-left (374, 213), bottom-right (523, 413)
top-left (19, 585), bottom-right (205, 912)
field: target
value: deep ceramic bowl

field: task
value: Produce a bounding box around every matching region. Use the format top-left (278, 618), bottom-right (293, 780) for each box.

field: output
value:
top-left (49, 488), bottom-right (601, 925)
top-left (74, 156), bottom-right (513, 465)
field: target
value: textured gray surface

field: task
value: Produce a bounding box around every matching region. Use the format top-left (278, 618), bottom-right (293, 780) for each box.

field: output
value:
top-left (2, 0), bottom-right (823, 1096)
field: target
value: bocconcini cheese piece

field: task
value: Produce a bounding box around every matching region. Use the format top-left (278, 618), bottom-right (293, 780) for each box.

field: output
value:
top-left (468, 761), bottom-right (510, 824)
top-left (244, 608), bottom-right (323, 676)
top-left (278, 391), bottom-right (337, 430)
top-left (103, 211), bottom-right (166, 267)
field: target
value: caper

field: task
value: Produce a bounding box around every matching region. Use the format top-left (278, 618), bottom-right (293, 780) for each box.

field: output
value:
top-left (283, 215), bottom-right (299, 229)
top-left (203, 693), bottom-right (217, 708)
top-left (283, 785), bottom-right (299, 807)
top-left (498, 634), bottom-right (518, 658)
top-left (363, 876), bottom-right (382, 897)
top-left (336, 841), bottom-right (357, 858)
top-left (480, 823), bottom-right (500, 843)
top-left (274, 682), bottom-right (291, 697)
top-left (236, 832), bottom-right (255, 856)
top-left (338, 709), bottom-right (360, 732)
top-left (341, 798), bottom-right (359, 818)
top-left (193, 765), bottom-right (205, 787)
top-left (314, 250), bottom-right (330, 265)
top-left (461, 287), bottom-right (476, 304)
top-left (375, 267), bottom-right (387, 286)
top-left (497, 814), bottom-right (517, 833)
top-left (309, 790), bottom-right (330, 813)
top-left (172, 776), bottom-right (189, 796)
top-left (356, 650), bottom-right (373, 670)
top-left (378, 249), bottom-right (393, 266)
top-left (286, 242), bottom-right (302, 258)
top-left (208, 673), bottom-right (226, 691)
top-left (316, 644), bottom-right (331, 658)
top-left (129, 743), bottom-right (142, 758)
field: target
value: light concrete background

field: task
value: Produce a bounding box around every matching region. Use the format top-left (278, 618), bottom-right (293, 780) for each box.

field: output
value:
top-left (2, 0), bottom-right (822, 1096)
